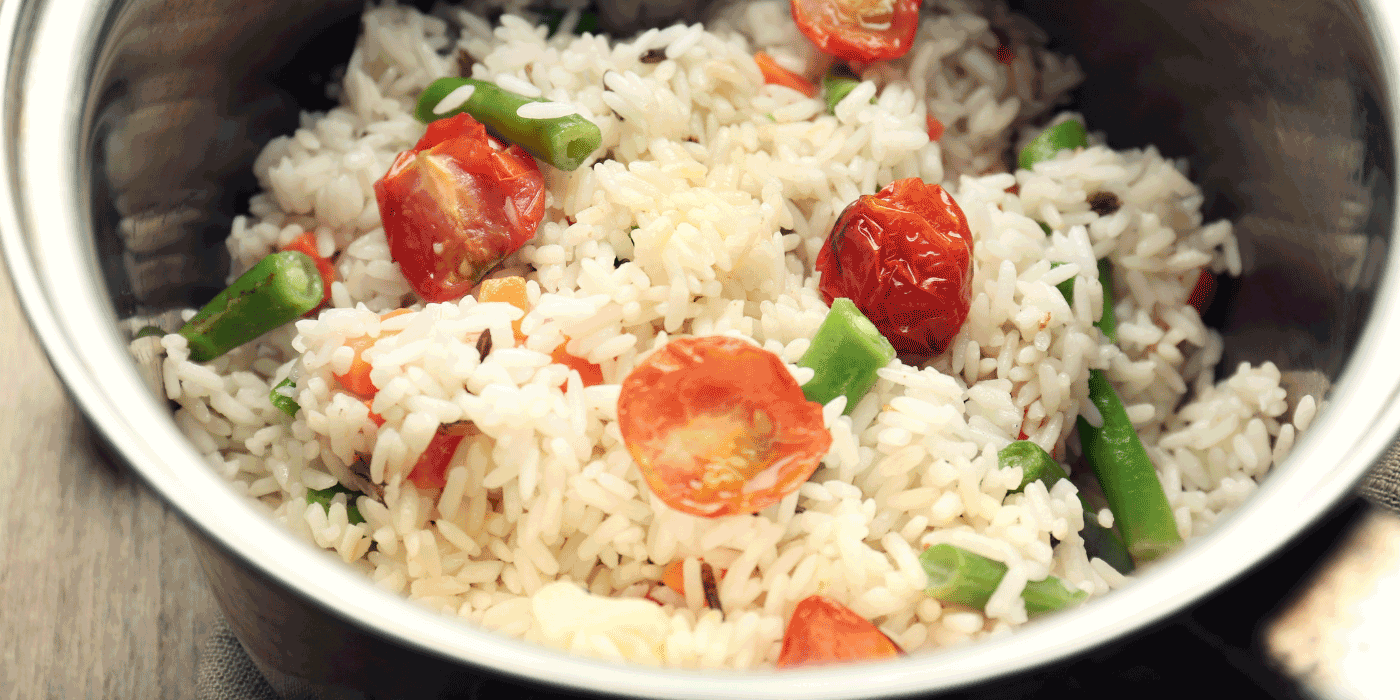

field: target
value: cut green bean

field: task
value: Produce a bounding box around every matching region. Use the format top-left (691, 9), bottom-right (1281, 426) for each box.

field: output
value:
top-left (823, 74), bottom-right (860, 115)
top-left (920, 544), bottom-right (1088, 615)
top-left (415, 77), bottom-right (603, 171)
top-left (1077, 369), bottom-right (1182, 564)
top-left (1048, 260), bottom-right (1117, 343)
top-left (1049, 262), bottom-right (1077, 307)
top-left (1097, 258), bottom-right (1118, 343)
top-left (797, 298), bottom-right (896, 414)
top-left (1018, 120), bottom-right (1089, 171)
top-left (1000, 440), bottom-right (1135, 574)
top-left (306, 484), bottom-right (365, 525)
top-left (178, 251), bottom-right (323, 362)
top-left (134, 325), bottom-right (166, 340)
top-left (1000, 440), bottom-right (1069, 492)
top-left (539, 8), bottom-right (598, 37)
top-left (1020, 570), bottom-right (1093, 615)
top-left (1079, 507), bottom-right (1136, 574)
top-left (270, 377), bottom-right (299, 417)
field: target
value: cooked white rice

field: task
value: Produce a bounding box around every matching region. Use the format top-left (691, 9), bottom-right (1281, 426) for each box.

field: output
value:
top-left (132, 0), bottom-right (1306, 669)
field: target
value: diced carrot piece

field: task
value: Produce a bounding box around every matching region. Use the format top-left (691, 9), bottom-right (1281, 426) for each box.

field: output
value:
top-left (334, 309), bottom-right (415, 397)
top-left (407, 430), bottom-right (465, 490)
top-left (755, 51), bottom-right (818, 98)
top-left (335, 335), bottom-right (378, 397)
top-left (1187, 269), bottom-right (1216, 314)
top-left (996, 45), bottom-right (1014, 65)
top-left (926, 114), bottom-right (945, 142)
top-left (551, 344), bottom-right (604, 388)
top-left (361, 399), bottom-right (386, 427)
top-left (479, 276), bottom-right (529, 343)
top-left (662, 560), bottom-right (686, 593)
top-left (280, 232), bottom-right (336, 311)
top-left (658, 559), bottom-right (725, 606)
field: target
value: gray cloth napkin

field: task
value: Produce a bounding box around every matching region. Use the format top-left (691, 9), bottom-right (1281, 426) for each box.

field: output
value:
top-left (1359, 441), bottom-right (1400, 513)
top-left (196, 618), bottom-right (351, 700)
top-left (196, 618), bottom-right (282, 700)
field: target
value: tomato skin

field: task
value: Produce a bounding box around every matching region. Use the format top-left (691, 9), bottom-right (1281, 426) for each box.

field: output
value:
top-left (1187, 269), bottom-right (1216, 314)
top-left (925, 114), bottom-right (945, 142)
top-left (790, 0), bottom-right (922, 63)
top-left (815, 178), bottom-right (974, 358)
top-left (552, 345), bottom-right (604, 388)
top-left (407, 429), bottom-right (466, 490)
top-left (617, 336), bottom-right (832, 518)
top-left (754, 51), bottom-right (818, 97)
top-left (778, 595), bottom-right (902, 668)
top-left (374, 113), bottom-right (545, 302)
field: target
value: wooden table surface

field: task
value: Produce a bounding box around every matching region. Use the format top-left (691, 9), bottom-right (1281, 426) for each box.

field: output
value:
top-left (1, 262), bottom-right (219, 700)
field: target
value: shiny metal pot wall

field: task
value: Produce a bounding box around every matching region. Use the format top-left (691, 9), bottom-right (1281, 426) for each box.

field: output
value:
top-left (4, 0), bottom-right (1400, 697)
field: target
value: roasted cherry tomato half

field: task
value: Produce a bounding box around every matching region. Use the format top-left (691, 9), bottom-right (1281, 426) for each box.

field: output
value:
top-left (617, 336), bottom-right (832, 518)
top-left (815, 178), bottom-right (974, 359)
top-left (374, 113), bottom-right (545, 302)
top-left (790, 0), bottom-right (922, 63)
top-left (778, 595), bottom-right (902, 668)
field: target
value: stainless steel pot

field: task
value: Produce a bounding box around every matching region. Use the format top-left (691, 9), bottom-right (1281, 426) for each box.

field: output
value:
top-left (4, 0), bottom-right (1400, 697)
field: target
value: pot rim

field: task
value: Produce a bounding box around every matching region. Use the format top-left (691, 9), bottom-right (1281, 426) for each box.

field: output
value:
top-left (4, 0), bottom-right (1400, 697)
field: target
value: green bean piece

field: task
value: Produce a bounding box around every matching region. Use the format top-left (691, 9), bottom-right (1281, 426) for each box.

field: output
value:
top-left (1049, 262), bottom-right (1077, 308)
top-left (1020, 570), bottom-right (1093, 615)
top-left (133, 325), bottom-right (166, 340)
top-left (415, 77), bottom-right (603, 171)
top-left (1000, 440), bottom-right (1069, 492)
top-left (270, 377), bottom-right (299, 417)
top-left (306, 484), bottom-right (365, 525)
top-left (823, 74), bottom-right (860, 115)
top-left (920, 544), bottom-right (1088, 615)
top-left (1079, 508), bottom-right (1136, 574)
top-left (1018, 120), bottom-right (1089, 171)
top-left (1077, 369), bottom-right (1183, 564)
top-left (539, 8), bottom-right (598, 36)
top-left (1000, 440), bottom-right (1135, 573)
top-left (1048, 260), bottom-right (1117, 343)
top-left (797, 298), bottom-right (896, 414)
top-left (1097, 258), bottom-right (1118, 343)
top-left (178, 251), bottom-right (323, 362)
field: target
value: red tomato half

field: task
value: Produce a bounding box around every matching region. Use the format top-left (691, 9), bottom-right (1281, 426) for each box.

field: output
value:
top-left (374, 113), bottom-right (545, 302)
top-left (617, 336), bottom-right (832, 518)
top-left (778, 595), bottom-right (902, 668)
top-left (790, 0), bottom-right (922, 63)
top-left (816, 178), bottom-right (974, 358)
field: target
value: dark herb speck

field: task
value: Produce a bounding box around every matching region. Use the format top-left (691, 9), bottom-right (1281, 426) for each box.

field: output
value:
top-left (1089, 191), bottom-right (1121, 216)
top-left (476, 328), bottom-right (494, 359)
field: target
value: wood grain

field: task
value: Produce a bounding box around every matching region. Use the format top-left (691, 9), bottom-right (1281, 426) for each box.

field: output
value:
top-left (0, 263), bottom-right (219, 699)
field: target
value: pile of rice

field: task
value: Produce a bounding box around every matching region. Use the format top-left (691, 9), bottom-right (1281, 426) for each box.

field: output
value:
top-left (132, 0), bottom-right (1317, 668)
